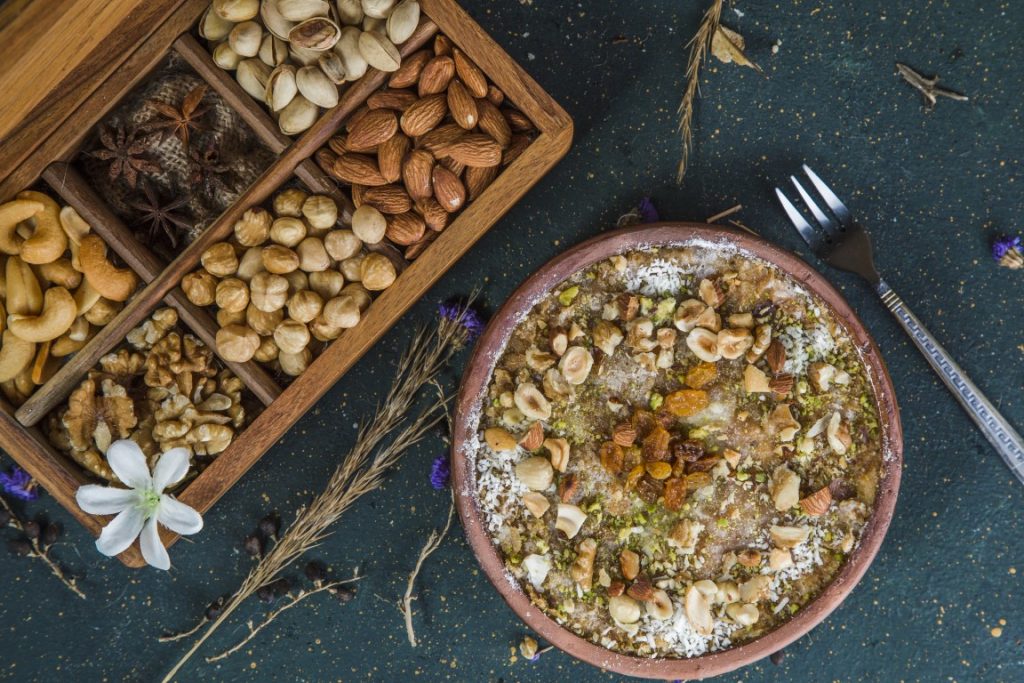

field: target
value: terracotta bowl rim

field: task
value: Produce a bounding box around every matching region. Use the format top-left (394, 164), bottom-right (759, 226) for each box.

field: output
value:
top-left (451, 222), bottom-right (903, 680)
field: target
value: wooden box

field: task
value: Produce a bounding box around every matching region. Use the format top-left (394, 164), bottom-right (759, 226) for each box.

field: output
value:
top-left (0, 0), bottom-right (571, 566)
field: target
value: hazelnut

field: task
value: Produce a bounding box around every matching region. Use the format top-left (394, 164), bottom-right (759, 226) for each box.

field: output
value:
top-left (216, 324), bottom-right (260, 362)
top-left (215, 278), bottom-right (250, 313)
top-left (269, 217), bottom-right (307, 247)
top-left (246, 303), bottom-right (284, 335)
top-left (360, 252), bottom-right (396, 291)
top-left (296, 237), bottom-right (330, 272)
top-left (234, 208), bottom-right (272, 246)
top-left (673, 299), bottom-right (706, 332)
top-left (686, 328), bottom-right (721, 362)
top-left (273, 188), bottom-right (308, 217)
top-left (217, 307), bottom-right (247, 327)
top-left (301, 195), bottom-right (338, 231)
top-left (278, 347), bottom-right (312, 376)
top-left (236, 246), bottom-right (266, 281)
top-left (309, 316), bottom-right (343, 341)
top-left (514, 383), bottom-right (551, 421)
top-left (324, 230), bottom-right (363, 261)
top-left (341, 283), bottom-right (372, 311)
top-left (283, 269), bottom-right (308, 294)
top-left (262, 245), bottom-right (300, 274)
top-left (253, 335), bottom-right (279, 362)
top-left (322, 294), bottom-right (361, 328)
top-left (684, 584), bottom-right (714, 636)
top-left (182, 270), bottom-right (217, 306)
top-left (287, 290), bottom-right (324, 323)
top-left (201, 242), bottom-right (239, 277)
top-left (273, 319), bottom-right (311, 354)
top-left (608, 595), bottom-right (641, 624)
top-left (717, 328), bottom-right (753, 360)
top-left (351, 205), bottom-right (387, 244)
top-left (558, 346), bottom-right (593, 385)
top-left (309, 270), bottom-right (345, 299)
top-left (340, 255), bottom-right (364, 281)
top-left (647, 589), bottom-right (674, 620)
top-left (592, 320), bottom-right (624, 356)
top-left (250, 272), bottom-right (289, 312)
top-left (514, 456), bottom-right (552, 490)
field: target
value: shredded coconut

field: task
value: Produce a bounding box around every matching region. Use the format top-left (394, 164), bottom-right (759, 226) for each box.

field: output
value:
top-left (624, 259), bottom-right (686, 296)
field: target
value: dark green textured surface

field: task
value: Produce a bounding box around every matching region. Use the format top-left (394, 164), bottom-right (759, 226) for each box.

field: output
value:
top-left (2, 1), bottom-right (1023, 681)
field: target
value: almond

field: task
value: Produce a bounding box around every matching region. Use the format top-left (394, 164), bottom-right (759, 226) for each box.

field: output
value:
top-left (503, 134), bottom-right (532, 166)
top-left (477, 98), bottom-right (512, 147)
top-left (384, 211), bottom-right (426, 245)
top-left (504, 107), bottom-right (533, 132)
top-left (331, 153), bottom-right (388, 186)
top-left (439, 156), bottom-right (465, 175)
top-left (627, 576), bottom-right (654, 602)
top-left (799, 485), bottom-right (833, 516)
top-left (367, 88), bottom-right (418, 111)
top-left (417, 55), bottom-right (455, 96)
top-left (314, 147), bottom-right (337, 174)
top-left (388, 48), bottom-right (431, 89)
top-left (453, 48), bottom-right (488, 98)
top-left (769, 373), bottom-right (794, 396)
top-left (465, 164), bottom-right (498, 200)
top-left (401, 149), bottom-right (435, 200)
top-left (447, 79), bottom-right (479, 129)
top-left (351, 184), bottom-right (367, 207)
top-left (418, 123), bottom-right (465, 154)
top-left (403, 231), bottom-right (435, 260)
top-left (486, 85), bottom-right (505, 106)
top-left (416, 198), bottom-right (449, 231)
top-left (362, 184), bottom-right (412, 214)
top-left (433, 34), bottom-right (453, 56)
top-left (377, 133), bottom-right (410, 184)
top-left (519, 421), bottom-right (544, 450)
top-left (327, 135), bottom-right (348, 155)
top-left (344, 105), bottom-right (371, 133)
top-left (432, 165), bottom-right (466, 213)
top-left (445, 133), bottom-right (502, 168)
top-left (400, 94), bottom-right (448, 137)
top-left (346, 108), bottom-right (398, 151)
top-left (766, 339), bottom-right (786, 375)
top-left (557, 473), bottom-right (578, 503)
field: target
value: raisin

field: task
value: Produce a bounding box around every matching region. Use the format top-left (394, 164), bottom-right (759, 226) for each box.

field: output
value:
top-left (752, 300), bottom-right (777, 322)
top-left (685, 362), bottom-right (718, 389)
top-left (630, 409), bottom-right (657, 439)
top-left (635, 476), bottom-right (663, 504)
top-left (687, 455), bottom-right (721, 473)
top-left (624, 464), bottom-right (645, 490)
top-left (645, 461), bottom-right (672, 480)
top-left (664, 389), bottom-right (709, 417)
top-left (663, 477), bottom-right (687, 510)
top-left (673, 439), bottom-right (705, 463)
top-left (684, 471), bottom-right (713, 491)
top-left (599, 441), bottom-right (625, 475)
top-left (641, 424), bottom-right (671, 462)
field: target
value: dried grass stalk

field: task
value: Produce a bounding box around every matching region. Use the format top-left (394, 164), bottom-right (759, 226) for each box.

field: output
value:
top-left (677, 0), bottom-right (724, 183)
top-left (401, 491), bottom-right (455, 647)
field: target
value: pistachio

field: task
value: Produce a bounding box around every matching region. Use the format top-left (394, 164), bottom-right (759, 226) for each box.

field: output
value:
top-left (514, 383), bottom-right (551, 421)
top-left (686, 328), bottom-right (721, 362)
top-left (278, 94), bottom-right (319, 134)
top-left (296, 65), bottom-right (339, 108)
top-left (358, 30), bottom-right (401, 72)
top-left (213, 43), bottom-right (243, 70)
top-left (484, 426), bottom-right (517, 452)
top-left (725, 602), bottom-right (760, 626)
top-left (289, 17), bottom-right (341, 51)
top-left (335, 26), bottom-right (368, 80)
top-left (237, 58), bottom-right (273, 100)
top-left (259, 33), bottom-right (289, 67)
top-left (386, 0), bottom-right (420, 44)
top-left (362, 0), bottom-right (396, 19)
top-left (266, 64), bottom-right (298, 112)
top-left (522, 491), bottom-right (550, 518)
top-left (684, 584), bottom-right (714, 635)
top-left (201, 6), bottom-right (236, 40)
top-left (543, 437), bottom-right (570, 472)
top-left (558, 346), bottom-right (593, 385)
top-left (277, 0), bottom-right (329, 21)
top-left (229, 21), bottom-right (263, 58)
top-left (515, 456), bottom-right (553, 491)
top-left (608, 595), bottom-right (641, 625)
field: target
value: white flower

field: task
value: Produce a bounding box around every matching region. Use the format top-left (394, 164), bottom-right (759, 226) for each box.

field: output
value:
top-left (75, 440), bottom-right (203, 570)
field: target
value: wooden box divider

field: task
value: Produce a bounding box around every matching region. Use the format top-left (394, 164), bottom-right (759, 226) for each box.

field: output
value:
top-left (41, 162), bottom-right (283, 406)
top-left (0, 0), bottom-right (572, 567)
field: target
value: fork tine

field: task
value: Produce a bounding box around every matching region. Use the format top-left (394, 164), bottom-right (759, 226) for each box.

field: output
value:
top-left (775, 187), bottom-right (824, 252)
top-left (791, 176), bottom-right (838, 236)
top-left (802, 164), bottom-right (852, 226)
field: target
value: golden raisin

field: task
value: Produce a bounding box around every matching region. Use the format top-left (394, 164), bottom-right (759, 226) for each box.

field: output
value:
top-left (684, 471), bottom-right (713, 491)
top-left (685, 362), bottom-right (718, 389)
top-left (625, 464), bottom-right (645, 490)
top-left (630, 409), bottom-right (657, 439)
top-left (641, 424), bottom-right (671, 461)
top-left (664, 389), bottom-right (709, 417)
top-left (599, 441), bottom-right (625, 475)
top-left (663, 477), bottom-right (687, 510)
top-left (645, 461), bottom-right (672, 480)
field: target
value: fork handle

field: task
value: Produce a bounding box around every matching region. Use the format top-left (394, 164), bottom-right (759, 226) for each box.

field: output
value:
top-left (877, 279), bottom-right (1024, 484)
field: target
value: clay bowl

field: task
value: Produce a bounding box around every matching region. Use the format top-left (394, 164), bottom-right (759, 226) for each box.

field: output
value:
top-left (451, 223), bottom-right (903, 680)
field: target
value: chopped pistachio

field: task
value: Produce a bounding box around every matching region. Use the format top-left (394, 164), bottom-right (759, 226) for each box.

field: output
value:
top-left (558, 286), bottom-right (580, 306)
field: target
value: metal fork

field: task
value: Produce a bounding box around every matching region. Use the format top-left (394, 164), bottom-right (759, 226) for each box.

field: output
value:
top-left (776, 165), bottom-right (1024, 486)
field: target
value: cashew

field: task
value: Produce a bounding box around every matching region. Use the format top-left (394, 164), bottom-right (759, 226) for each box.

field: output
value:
top-left (59, 206), bottom-right (91, 272)
top-left (72, 278), bottom-right (102, 315)
top-left (0, 329), bottom-right (36, 382)
top-left (16, 191), bottom-right (67, 265)
top-left (78, 234), bottom-right (138, 302)
top-left (8, 286), bottom-right (77, 342)
top-left (0, 199), bottom-right (44, 254)
top-left (83, 298), bottom-right (122, 326)
top-left (13, 366), bottom-right (33, 397)
top-left (51, 323), bottom-right (93, 357)
top-left (31, 340), bottom-right (57, 385)
top-left (5, 257), bottom-right (42, 315)
top-left (38, 258), bottom-right (82, 289)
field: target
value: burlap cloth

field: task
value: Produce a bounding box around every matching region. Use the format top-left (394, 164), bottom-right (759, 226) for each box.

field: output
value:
top-left (80, 53), bottom-right (275, 254)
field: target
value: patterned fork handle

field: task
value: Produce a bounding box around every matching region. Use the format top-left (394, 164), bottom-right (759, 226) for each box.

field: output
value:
top-left (878, 279), bottom-right (1024, 484)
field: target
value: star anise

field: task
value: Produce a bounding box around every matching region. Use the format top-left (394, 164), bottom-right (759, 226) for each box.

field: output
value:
top-left (188, 142), bottom-right (230, 196)
top-left (129, 181), bottom-right (193, 249)
top-left (88, 124), bottom-right (163, 189)
top-left (145, 83), bottom-right (209, 149)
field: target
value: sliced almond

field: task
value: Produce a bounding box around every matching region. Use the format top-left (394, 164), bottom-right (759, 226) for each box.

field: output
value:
top-left (743, 363), bottom-right (771, 392)
top-left (518, 421), bottom-right (544, 450)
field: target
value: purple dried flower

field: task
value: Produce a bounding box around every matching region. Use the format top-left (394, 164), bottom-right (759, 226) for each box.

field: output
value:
top-left (992, 235), bottom-right (1023, 269)
top-left (638, 196), bottom-right (659, 223)
top-left (438, 302), bottom-right (485, 341)
top-left (429, 455), bottom-right (450, 490)
top-left (0, 466), bottom-right (39, 501)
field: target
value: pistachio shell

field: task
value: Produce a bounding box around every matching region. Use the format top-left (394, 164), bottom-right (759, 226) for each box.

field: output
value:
top-left (213, 42), bottom-right (243, 70)
top-left (259, 33), bottom-right (290, 66)
top-left (277, 0), bottom-right (329, 22)
top-left (266, 64), bottom-right (298, 112)
top-left (296, 65), bottom-right (339, 108)
top-left (229, 21), bottom-right (263, 57)
top-left (318, 51), bottom-right (348, 83)
top-left (236, 58), bottom-right (273, 100)
top-left (200, 6), bottom-right (236, 40)
top-left (289, 16), bottom-right (341, 51)
top-left (213, 0), bottom-right (259, 22)
top-left (386, 0), bottom-right (419, 44)
top-left (357, 30), bottom-right (400, 72)
top-left (361, 0), bottom-right (395, 19)
top-left (279, 94), bottom-right (319, 134)
top-left (260, 0), bottom-right (296, 40)
top-left (289, 44), bottom-right (323, 66)
top-left (335, 26), bottom-right (368, 79)
top-left (335, 0), bottom-right (363, 24)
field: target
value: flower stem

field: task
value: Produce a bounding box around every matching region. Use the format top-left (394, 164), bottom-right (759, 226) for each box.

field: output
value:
top-left (0, 496), bottom-right (85, 599)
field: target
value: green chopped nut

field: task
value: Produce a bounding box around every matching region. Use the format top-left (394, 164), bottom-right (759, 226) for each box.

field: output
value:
top-left (653, 297), bottom-right (677, 324)
top-left (640, 296), bottom-right (654, 315)
top-left (754, 472), bottom-right (767, 483)
top-left (736, 470), bottom-right (750, 481)
top-left (558, 286), bottom-right (580, 307)
top-left (649, 393), bottom-right (664, 410)
top-left (716, 518), bottom-right (729, 529)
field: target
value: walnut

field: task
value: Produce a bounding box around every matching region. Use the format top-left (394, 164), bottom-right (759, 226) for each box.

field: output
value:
top-left (59, 376), bottom-right (138, 482)
top-left (127, 308), bottom-right (179, 349)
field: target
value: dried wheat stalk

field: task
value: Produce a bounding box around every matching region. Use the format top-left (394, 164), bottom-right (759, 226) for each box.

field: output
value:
top-left (677, 0), bottom-right (724, 183)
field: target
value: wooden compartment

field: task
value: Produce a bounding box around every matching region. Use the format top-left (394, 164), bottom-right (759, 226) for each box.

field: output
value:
top-left (0, 0), bottom-right (571, 567)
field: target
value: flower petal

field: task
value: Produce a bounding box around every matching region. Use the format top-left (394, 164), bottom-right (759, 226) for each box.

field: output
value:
top-left (106, 440), bottom-right (152, 490)
top-left (76, 484), bottom-right (139, 515)
top-left (157, 495), bottom-right (203, 535)
top-left (152, 448), bottom-right (191, 493)
top-left (95, 506), bottom-right (146, 557)
top-left (139, 516), bottom-right (170, 570)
